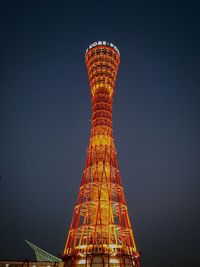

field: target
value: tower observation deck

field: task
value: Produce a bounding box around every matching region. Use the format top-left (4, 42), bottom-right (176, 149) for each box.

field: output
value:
top-left (63, 41), bottom-right (141, 267)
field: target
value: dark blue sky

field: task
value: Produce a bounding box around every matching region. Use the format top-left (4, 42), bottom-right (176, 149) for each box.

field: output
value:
top-left (0, 1), bottom-right (200, 267)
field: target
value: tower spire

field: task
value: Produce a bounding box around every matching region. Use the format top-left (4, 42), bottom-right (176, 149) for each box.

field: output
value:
top-left (63, 41), bottom-right (141, 267)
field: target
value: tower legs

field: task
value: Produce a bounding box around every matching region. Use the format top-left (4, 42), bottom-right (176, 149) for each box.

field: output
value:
top-left (61, 254), bottom-right (140, 267)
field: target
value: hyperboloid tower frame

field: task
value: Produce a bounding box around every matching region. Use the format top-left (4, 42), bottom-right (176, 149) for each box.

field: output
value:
top-left (63, 41), bottom-right (141, 267)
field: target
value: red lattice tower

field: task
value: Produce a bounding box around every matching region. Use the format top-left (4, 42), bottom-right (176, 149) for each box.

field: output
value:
top-left (63, 41), bottom-right (141, 267)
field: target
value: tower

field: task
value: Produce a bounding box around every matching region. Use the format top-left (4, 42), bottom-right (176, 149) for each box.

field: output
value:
top-left (63, 41), bottom-right (141, 267)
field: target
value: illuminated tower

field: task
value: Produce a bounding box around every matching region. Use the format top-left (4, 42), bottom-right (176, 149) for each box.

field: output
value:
top-left (63, 41), bottom-right (141, 267)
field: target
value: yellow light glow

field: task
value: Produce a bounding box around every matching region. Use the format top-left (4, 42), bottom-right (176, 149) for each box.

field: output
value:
top-left (77, 245), bottom-right (87, 249)
top-left (77, 259), bottom-right (86, 265)
top-left (109, 258), bottom-right (119, 264)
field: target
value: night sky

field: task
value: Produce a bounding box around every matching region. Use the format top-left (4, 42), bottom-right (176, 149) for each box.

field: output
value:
top-left (0, 1), bottom-right (200, 267)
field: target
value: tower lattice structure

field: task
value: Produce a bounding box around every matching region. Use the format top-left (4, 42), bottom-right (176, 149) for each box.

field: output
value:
top-left (63, 41), bottom-right (141, 267)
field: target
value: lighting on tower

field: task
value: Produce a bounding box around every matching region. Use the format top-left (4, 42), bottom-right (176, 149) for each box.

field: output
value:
top-left (63, 41), bottom-right (141, 267)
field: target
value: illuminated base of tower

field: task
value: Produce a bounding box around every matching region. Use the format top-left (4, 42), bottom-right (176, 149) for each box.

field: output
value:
top-left (61, 254), bottom-right (140, 267)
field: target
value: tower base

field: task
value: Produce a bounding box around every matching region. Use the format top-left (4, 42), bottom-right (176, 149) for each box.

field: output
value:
top-left (61, 254), bottom-right (140, 267)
